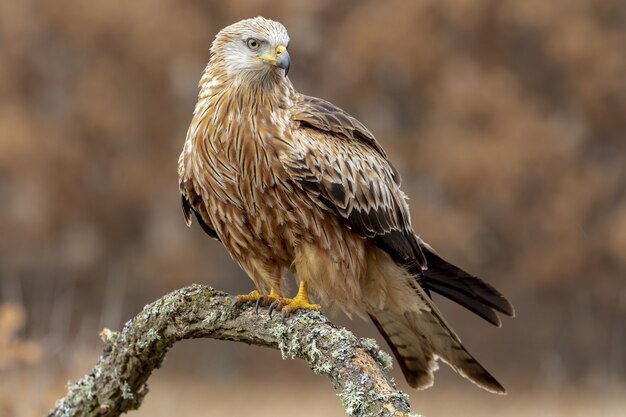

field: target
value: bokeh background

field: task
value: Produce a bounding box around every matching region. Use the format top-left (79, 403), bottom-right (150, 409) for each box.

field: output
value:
top-left (1, 0), bottom-right (625, 416)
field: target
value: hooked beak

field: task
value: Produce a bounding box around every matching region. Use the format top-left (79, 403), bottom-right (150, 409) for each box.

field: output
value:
top-left (275, 45), bottom-right (290, 76)
top-left (260, 45), bottom-right (290, 76)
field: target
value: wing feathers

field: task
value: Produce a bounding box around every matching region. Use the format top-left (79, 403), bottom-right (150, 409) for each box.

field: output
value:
top-left (286, 92), bottom-right (512, 326)
top-left (282, 92), bottom-right (511, 393)
top-left (284, 94), bottom-right (427, 269)
top-left (420, 247), bottom-right (515, 320)
top-left (424, 282), bottom-right (502, 326)
top-left (292, 96), bottom-right (385, 157)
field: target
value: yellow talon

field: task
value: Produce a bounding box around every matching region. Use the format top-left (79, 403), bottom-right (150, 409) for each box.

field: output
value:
top-left (235, 288), bottom-right (282, 306)
top-left (280, 281), bottom-right (321, 317)
top-left (235, 283), bottom-right (320, 318)
top-left (235, 290), bottom-right (263, 304)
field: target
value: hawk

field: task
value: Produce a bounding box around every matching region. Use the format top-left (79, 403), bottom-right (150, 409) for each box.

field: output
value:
top-left (178, 17), bottom-right (514, 393)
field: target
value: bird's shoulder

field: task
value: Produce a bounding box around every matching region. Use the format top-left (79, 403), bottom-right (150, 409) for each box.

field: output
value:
top-left (289, 94), bottom-right (390, 163)
top-left (277, 93), bottom-right (427, 268)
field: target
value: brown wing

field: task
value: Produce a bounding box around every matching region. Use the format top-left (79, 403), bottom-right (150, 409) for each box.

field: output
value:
top-left (292, 96), bottom-right (390, 161)
top-left (287, 95), bottom-right (514, 325)
top-left (285, 95), bottom-right (427, 270)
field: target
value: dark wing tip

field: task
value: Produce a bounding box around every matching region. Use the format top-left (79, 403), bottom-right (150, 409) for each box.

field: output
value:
top-left (427, 281), bottom-right (503, 326)
top-left (181, 194), bottom-right (194, 226)
top-left (181, 193), bottom-right (220, 241)
top-left (420, 249), bottom-right (515, 323)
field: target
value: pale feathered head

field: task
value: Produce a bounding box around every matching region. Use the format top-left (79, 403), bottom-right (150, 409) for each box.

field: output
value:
top-left (209, 17), bottom-right (291, 82)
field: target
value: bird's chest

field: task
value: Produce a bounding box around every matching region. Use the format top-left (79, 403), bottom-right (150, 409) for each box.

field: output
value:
top-left (205, 121), bottom-right (287, 209)
top-left (196, 120), bottom-right (307, 250)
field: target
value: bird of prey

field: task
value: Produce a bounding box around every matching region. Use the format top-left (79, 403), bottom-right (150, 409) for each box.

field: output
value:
top-left (178, 17), bottom-right (514, 393)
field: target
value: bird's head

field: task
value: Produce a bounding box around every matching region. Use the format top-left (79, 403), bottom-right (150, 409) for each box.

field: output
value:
top-left (210, 17), bottom-right (291, 83)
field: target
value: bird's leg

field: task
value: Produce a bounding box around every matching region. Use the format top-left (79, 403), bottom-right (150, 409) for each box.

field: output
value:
top-left (268, 287), bottom-right (281, 299)
top-left (269, 281), bottom-right (321, 319)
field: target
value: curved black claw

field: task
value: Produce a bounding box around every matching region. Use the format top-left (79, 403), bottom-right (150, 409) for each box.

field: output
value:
top-left (255, 296), bottom-right (265, 315)
top-left (281, 310), bottom-right (287, 323)
top-left (268, 300), bottom-right (280, 319)
top-left (230, 298), bottom-right (239, 308)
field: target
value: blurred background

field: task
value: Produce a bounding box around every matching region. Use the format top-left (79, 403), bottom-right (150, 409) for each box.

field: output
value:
top-left (1, 0), bottom-right (625, 416)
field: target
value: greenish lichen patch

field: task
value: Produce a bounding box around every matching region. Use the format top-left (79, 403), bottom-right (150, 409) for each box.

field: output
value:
top-left (369, 388), bottom-right (411, 406)
top-left (58, 372), bottom-right (100, 415)
top-left (330, 343), bottom-right (353, 362)
top-left (358, 337), bottom-right (393, 372)
top-left (134, 327), bottom-right (162, 352)
top-left (203, 309), bottom-right (220, 326)
top-left (269, 321), bottom-right (293, 359)
top-left (311, 359), bottom-right (333, 375)
top-left (297, 309), bottom-right (328, 325)
top-left (203, 292), bottom-right (235, 322)
top-left (338, 380), bottom-right (413, 417)
top-left (326, 327), bottom-right (359, 364)
top-left (338, 381), bottom-right (367, 416)
top-left (333, 327), bottom-right (359, 344)
top-left (121, 381), bottom-right (134, 400)
top-left (303, 339), bottom-right (333, 375)
top-left (305, 339), bottom-right (322, 362)
top-left (376, 351), bottom-right (393, 372)
top-left (358, 337), bottom-right (379, 351)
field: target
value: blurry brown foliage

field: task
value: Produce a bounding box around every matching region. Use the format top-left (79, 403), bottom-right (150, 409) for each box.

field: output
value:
top-left (0, 0), bottom-right (625, 415)
top-left (0, 303), bottom-right (43, 417)
top-left (0, 303), bottom-right (42, 369)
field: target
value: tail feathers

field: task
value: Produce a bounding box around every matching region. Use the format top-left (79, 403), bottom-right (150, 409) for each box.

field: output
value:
top-left (369, 312), bottom-right (437, 389)
top-left (369, 307), bottom-right (506, 394)
top-left (417, 246), bottom-right (515, 324)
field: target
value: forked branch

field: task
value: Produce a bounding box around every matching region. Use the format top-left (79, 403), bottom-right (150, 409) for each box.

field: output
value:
top-left (47, 285), bottom-right (417, 417)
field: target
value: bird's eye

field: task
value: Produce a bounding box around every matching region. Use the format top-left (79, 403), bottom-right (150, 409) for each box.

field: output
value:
top-left (246, 38), bottom-right (260, 50)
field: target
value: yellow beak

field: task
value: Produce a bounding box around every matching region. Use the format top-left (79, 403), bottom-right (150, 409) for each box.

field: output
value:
top-left (260, 45), bottom-right (290, 76)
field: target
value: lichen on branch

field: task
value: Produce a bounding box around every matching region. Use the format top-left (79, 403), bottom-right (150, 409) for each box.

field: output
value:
top-left (47, 284), bottom-right (418, 417)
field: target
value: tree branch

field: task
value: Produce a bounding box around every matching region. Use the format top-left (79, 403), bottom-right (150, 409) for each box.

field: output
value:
top-left (47, 284), bottom-right (418, 417)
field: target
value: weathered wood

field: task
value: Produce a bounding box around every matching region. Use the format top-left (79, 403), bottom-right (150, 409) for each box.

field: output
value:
top-left (47, 284), bottom-right (419, 417)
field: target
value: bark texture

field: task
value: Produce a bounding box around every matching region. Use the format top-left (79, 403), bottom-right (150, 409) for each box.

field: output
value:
top-left (47, 285), bottom-right (419, 417)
